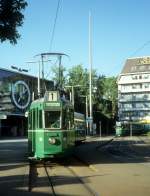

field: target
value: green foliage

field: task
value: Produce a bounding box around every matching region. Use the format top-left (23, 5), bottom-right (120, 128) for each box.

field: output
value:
top-left (0, 0), bottom-right (27, 44)
top-left (51, 63), bottom-right (118, 119)
top-left (66, 65), bottom-right (89, 112)
top-left (103, 77), bottom-right (118, 117)
top-left (96, 77), bottom-right (118, 118)
top-left (67, 65), bottom-right (89, 94)
top-left (93, 75), bottom-right (105, 111)
top-left (51, 64), bottom-right (67, 88)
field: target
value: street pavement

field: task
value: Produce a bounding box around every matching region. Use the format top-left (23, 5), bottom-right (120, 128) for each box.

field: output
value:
top-left (0, 136), bottom-right (150, 196)
top-left (74, 136), bottom-right (150, 196)
top-left (0, 136), bottom-right (113, 196)
top-left (0, 138), bottom-right (30, 196)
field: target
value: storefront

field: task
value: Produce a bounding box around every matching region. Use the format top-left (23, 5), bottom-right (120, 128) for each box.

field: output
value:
top-left (0, 67), bottom-right (53, 137)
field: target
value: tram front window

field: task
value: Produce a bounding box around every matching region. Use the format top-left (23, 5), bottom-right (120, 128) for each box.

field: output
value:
top-left (45, 111), bottom-right (61, 129)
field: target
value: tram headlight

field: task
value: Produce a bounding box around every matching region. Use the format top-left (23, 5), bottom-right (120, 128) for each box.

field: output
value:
top-left (48, 137), bottom-right (56, 145)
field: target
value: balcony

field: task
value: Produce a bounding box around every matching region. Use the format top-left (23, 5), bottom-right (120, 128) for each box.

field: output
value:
top-left (119, 107), bottom-right (150, 112)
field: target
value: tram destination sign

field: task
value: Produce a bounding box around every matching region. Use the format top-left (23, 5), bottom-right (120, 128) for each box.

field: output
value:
top-left (45, 102), bottom-right (60, 107)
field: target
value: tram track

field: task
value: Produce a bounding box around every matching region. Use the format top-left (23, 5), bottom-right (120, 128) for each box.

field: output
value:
top-left (66, 163), bottom-right (99, 196)
top-left (28, 160), bottom-right (57, 195)
top-left (100, 136), bottom-right (150, 165)
top-left (28, 157), bottom-right (99, 195)
top-left (44, 163), bottom-right (56, 196)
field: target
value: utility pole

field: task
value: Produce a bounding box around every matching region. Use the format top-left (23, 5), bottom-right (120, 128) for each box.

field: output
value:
top-left (80, 95), bottom-right (88, 134)
top-left (65, 85), bottom-right (82, 108)
top-left (85, 95), bottom-right (88, 135)
top-left (58, 55), bottom-right (62, 89)
top-left (89, 11), bottom-right (93, 135)
top-left (72, 86), bottom-right (74, 107)
top-left (38, 61), bottom-right (41, 97)
top-left (41, 54), bottom-right (45, 96)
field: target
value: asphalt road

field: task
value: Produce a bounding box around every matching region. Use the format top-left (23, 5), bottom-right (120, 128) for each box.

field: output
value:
top-left (0, 138), bottom-right (29, 196)
top-left (0, 136), bottom-right (150, 196)
top-left (74, 136), bottom-right (150, 196)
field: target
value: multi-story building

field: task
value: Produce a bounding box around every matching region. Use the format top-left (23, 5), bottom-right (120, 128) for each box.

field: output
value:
top-left (117, 56), bottom-right (150, 131)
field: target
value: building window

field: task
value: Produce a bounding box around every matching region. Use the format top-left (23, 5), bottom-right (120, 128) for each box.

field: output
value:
top-left (131, 66), bottom-right (137, 71)
top-left (132, 84), bottom-right (136, 89)
top-left (132, 95), bottom-right (136, 100)
top-left (143, 94), bottom-right (148, 99)
top-left (121, 95), bottom-right (124, 99)
top-left (122, 85), bottom-right (126, 90)
top-left (132, 103), bottom-right (136, 108)
top-left (144, 83), bottom-right (149, 88)
top-left (144, 75), bottom-right (149, 79)
top-left (132, 75), bottom-right (138, 80)
top-left (139, 66), bottom-right (145, 71)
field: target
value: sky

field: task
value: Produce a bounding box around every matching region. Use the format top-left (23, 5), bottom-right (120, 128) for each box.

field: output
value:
top-left (1, 0), bottom-right (150, 78)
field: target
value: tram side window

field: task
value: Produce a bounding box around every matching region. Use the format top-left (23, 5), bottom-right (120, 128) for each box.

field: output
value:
top-left (33, 110), bottom-right (36, 130)
top-left (35, 108), bottom-right (38, 129)
top-left (31, 110), bottom-right (33, 130)
top-left (34, 109), bottom-right (38, 129)
top-left (63, 108), bottom-right (74, 130)
top-left (39, 110), bottom-right (43, 129)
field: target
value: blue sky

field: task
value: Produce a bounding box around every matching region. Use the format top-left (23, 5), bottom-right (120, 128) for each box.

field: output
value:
top-left (1, 0), bottom-right (150, 78)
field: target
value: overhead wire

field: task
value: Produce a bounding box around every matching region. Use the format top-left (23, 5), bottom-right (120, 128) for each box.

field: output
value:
top-left (45, 58), bottom-right (59, 79)
top-left (45, 0), bottom-right (62, 82)
top-left (113, 40), bottom-right (150, 76)
top-left (49, 0), bottom-right (62, 52)
top-left (128, 40), bottom-right (150, 58)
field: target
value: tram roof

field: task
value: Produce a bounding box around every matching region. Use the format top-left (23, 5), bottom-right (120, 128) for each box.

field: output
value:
top-left (35, 52), bottom-right (69, 57)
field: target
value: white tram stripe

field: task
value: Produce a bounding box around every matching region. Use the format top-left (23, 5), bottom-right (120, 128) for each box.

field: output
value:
top-left (28, 130), bottom-right (74, 132)
top-left (0, 139), bottom-right (27, 143)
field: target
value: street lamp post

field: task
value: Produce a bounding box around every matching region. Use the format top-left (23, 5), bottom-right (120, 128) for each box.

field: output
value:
top-left (71, 86), bottom-right (74, 107)
top-left (65, 85), bottom-right (83, 107)
top-left (80, 95), bottom-right (88, 134)
top-left (89, 11), bottom-right (93, 135)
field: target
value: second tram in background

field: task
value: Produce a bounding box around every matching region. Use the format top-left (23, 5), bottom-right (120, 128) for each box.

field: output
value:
top-left (27, 91), bottom-right (86, 159)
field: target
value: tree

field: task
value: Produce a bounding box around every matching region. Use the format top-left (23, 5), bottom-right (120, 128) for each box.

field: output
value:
top-left (51, 64), bottom-right (67, 89)
top-left (91, 75), bottom-right (118, 120)
top-left (103, 76), bottom-right (118, 117)
top-left (93, 75), bottom-right (105, 111)
top-left (50, 63), bottom-right (118, 120)
top-left (0, 0), bottom-right (27, 44)
top-left (67, 65), bottom-right (89, 112)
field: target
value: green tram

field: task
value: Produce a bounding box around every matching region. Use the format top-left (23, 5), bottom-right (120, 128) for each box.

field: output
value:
top-left (27, 91), bottom-right (86, 159)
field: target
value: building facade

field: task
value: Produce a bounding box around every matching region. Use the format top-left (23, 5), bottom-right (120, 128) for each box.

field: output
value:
top-left (0, 67), bottom-right (53, 136)
top-left (117, 56), bottom-right (150, 132)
